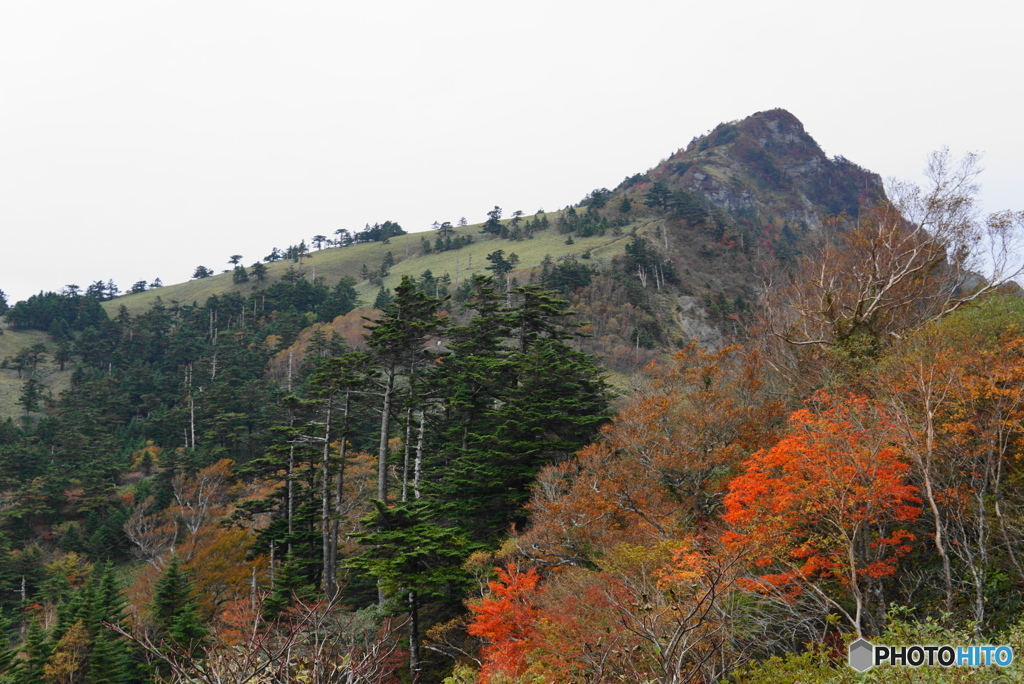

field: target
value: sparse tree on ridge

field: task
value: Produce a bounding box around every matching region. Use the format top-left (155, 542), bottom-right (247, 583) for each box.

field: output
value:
top-left (250, 261), bottom-right (268, 284)
top-left (482, 206), bottom-right (503, 236)
top-left (380, 251), bottom-right (395, 279)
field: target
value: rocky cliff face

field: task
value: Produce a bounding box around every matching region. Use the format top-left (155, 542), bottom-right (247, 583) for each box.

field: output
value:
top-left (627, 109), bottom-right (885, 230)
top-left (596, 110), bottom-right (888, 350)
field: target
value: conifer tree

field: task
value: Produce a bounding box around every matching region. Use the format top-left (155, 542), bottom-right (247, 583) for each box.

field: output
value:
top-left (263, 552), bottom-right (316, 620)
top-left (20, 619), bottom-right (51, 684)
top-left (0, 613), bottom-right (20, 682)
top-left (150, 557), bottom-right (208, 657)
top-left (364, 276), bottom-right (447, 504)
top-left (305, 351), bottom-right (371, 598)
top-left (349, 501), bottom-right (469, 681)
top-left (84, 565), bottom-right (137, 684)
top-left (425, 281), bottom-right (611, 540)
top-left (373, 286), bottom-right (391, 310)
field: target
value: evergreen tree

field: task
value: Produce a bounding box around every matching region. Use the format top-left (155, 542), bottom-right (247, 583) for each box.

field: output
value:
top-left (481, 206), bottom-right (504, 236)
top-left (425, 282), bottom-right (612, 540)
top-left (0, 613), bottom-right (20, 682)
top-left (17, 378), bottom-right (43, 414)
top-left (319, 276), bottom-right (359, 322)
top-left (250, 261), bottom-right (268, 284)
top-left (262, 552), bottom-right (317, 620)
top-left (349, 501), bottom-right (469, 681)
top-left (20, 619), bottom-right (51, 684)
top-left (305, 351), bottom-right (372, 598)
top-left (149, 557), bottom-right (208, 657)
top-left (364, 276), bottom-right (447, 503)
top-left (380, 251), bottom-right (395, 278)
top-left (373, 286), bottom-right (391, 310)
top-left (81, 565), bottom-right (136, 684)
top-left (645, 180), bottom-right (671, 209)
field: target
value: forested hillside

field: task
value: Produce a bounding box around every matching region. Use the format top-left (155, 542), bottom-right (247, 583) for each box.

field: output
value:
top-left (1, 111), bottom-right (1023, 683)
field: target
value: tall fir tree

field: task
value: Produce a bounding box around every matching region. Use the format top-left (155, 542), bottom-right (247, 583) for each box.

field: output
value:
top-left (348, 501), bottom-right (469, 681)
top-left (364, 276), bottom-right (447, 504)
top-left (424, 280), bottom-right (612, 541)
top-left (149, 557), bottom-right (208, 657)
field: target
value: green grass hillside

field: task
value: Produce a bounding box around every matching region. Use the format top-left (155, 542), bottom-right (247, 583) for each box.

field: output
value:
top-left (0, 324), bottom-right (72, 420)
top-left (102, 216), bottom-right (657, 316)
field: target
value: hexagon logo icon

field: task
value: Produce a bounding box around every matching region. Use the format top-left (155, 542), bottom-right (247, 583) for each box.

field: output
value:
top-left (849, 638), bottom-right (874, 672)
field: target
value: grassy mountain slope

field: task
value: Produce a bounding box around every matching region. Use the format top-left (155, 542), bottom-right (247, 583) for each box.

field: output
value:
top-left (101, 215), bottom-right (656, 317)
top-left (0, 324), bottom-right (72, 419)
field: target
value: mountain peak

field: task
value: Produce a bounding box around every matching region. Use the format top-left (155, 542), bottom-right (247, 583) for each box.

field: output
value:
top-left (689, 108), bottom-right (818, 154)
top-left (625, 109), bottom-right (885, 226)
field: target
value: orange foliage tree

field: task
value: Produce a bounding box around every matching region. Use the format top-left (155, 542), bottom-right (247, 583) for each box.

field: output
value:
top-left (722, 392), bottom-right (920, 637)
top-left (466, 564), bottom-right (541, 683)
top-left (489, 344), bottom-right (786, 681)
top-left (533, 541), bottom-right (744, 684)
top-left (124, 459), bottom-right (270, 626)
top-left (465, 544), bottom-right (747, 684)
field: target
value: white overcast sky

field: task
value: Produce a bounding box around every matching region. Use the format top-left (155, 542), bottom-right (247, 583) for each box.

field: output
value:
top-left (1, 1), bottom-right (1020, 302)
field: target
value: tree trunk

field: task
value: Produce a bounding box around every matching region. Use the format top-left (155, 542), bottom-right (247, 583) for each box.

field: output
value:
top-left (378, 366), bottom-right (396, 503)
top-left (329, 392), bottom-right (350, 600)
top-left (186, 364), bottom-right (196, 449)
top-left (321, 394), bottom-right (335, 599)
top-left (377, 370), bottom-right (396, 607)
top-left (402, 406), bottom-right (412, 502)
top-left (287, 442), bottom-right (295, 556)
top-left (414, 410), bottom-right (425, 499)
top-left (409, 590), bottom-right (421, 682)
top-left (922, 407), bottom-right (954, 614)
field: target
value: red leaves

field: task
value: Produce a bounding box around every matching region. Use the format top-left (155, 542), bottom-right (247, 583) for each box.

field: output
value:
top-left (467, 564), bottom-right (541, 683)
top-left (723, 392), bottom-right (920, 601)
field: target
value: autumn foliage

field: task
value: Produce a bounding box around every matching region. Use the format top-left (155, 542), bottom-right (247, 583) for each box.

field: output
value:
top-left (723, 392), bottom-right (920, 634)
top-left (467, 564), bottom-right (541, 683)
top-left (519, 343), bottom-right (784, 566)
top-left (465, 545), bottom-right (741, 684)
